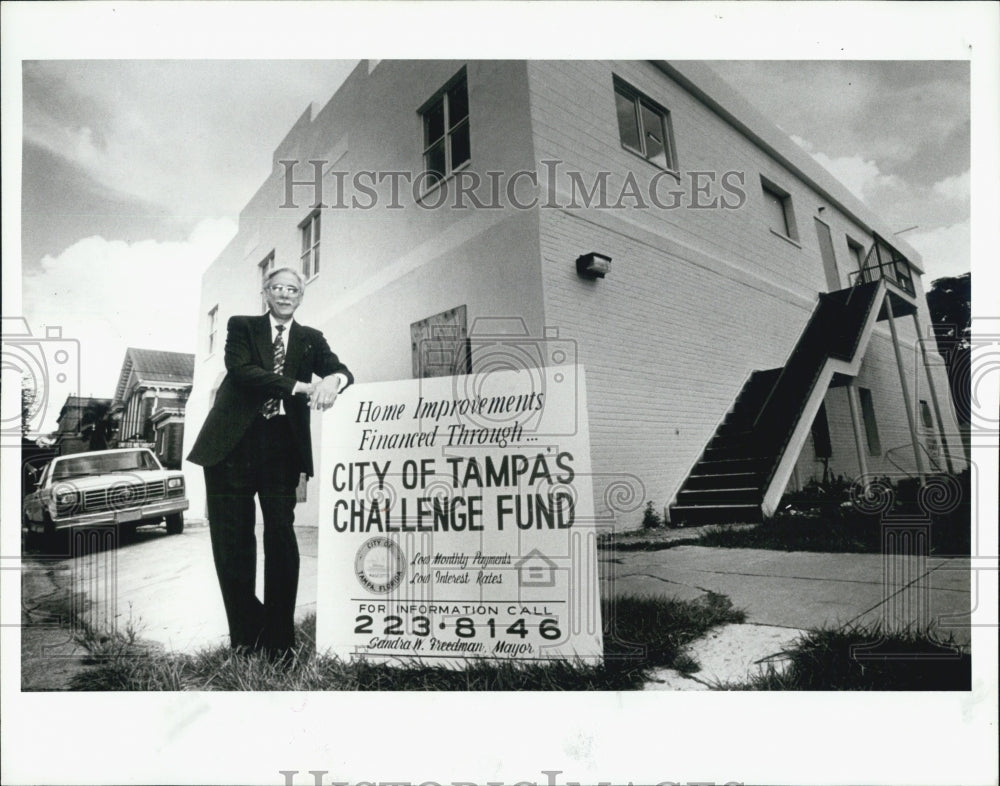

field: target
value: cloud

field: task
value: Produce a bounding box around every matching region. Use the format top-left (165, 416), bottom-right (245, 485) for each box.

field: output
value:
top-left (790, 134), bottom-right (972, 277)
top-left (23, 61), bottom-right (358, 219)
top-left (905, 220), bottom-right (971, 283)
top-left (710, 61), bottom-right (970, 177)
top-left (22, 217), bottom-right (237, 432)
top-left (931, 170), bottom-right (971, 203)
top-left (791, 135), bottom-right (906, 206)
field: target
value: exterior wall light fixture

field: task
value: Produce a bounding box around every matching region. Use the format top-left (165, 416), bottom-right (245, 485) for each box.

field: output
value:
top-left (576, 252), bottom-right (611, 279)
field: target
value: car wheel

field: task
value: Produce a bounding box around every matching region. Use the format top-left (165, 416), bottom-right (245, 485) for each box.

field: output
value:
top-left (165, 513), bottom-right (184, 535)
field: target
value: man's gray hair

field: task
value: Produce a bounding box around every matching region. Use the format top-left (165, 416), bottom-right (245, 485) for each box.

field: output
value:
top-left (263, 266), bottom-right (306, 291)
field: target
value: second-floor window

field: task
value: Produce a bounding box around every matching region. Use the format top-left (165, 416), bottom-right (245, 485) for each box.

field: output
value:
top-left (847, 237), bottom-right (866, 271)
top-left (761, 176), bottom-right (798, 241)
top-left (421, 70), bottom-right (470, 189)
top-left (614, 77), bottom-right (677, 171)
top-left (207, 305), bottom-right (219, 355)
top-left (300, 212), bottom-right (320, 280)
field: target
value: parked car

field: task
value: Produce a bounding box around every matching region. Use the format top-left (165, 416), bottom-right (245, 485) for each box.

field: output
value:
top-left (23, 448), bottom-right (188, 541)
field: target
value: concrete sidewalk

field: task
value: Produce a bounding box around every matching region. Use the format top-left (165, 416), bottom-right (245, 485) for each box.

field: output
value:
top-left (597, 544), bottom-right (971, 688)
top-left (599, 545), bottom-right (971, 640)
top-left (26, 526), bottom-right (971, 672)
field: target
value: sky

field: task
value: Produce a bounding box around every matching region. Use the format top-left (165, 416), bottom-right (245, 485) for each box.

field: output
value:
top-left (17, 59), bottom-right (972, 433)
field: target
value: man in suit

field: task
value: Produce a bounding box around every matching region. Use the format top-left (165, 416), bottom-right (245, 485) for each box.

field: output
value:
top-left (188, 266), bottom-right (352, 658)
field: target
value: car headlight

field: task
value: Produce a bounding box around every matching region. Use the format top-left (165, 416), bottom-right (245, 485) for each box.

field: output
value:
top-left (167, 477), bottom-right (184, 489)
top-left (56, 491), bottom-right (77, 505)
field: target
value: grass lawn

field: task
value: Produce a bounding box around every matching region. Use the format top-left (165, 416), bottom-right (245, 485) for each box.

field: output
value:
top-left (57, 595), bottom-right (970, 691)
top-left (720, 624), bottom-right (971, 690)
top-left (65, 593), bottom-right (745, 691)
top-left (606, 506), bottom-right (970, 556)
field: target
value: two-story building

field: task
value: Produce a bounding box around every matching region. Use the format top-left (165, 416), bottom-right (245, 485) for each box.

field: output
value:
top-left (183, 60), bottom-right (964, 528)
top-left (51, 395), bottom-right (113, 455)
top-left (113, 348), bottom-right (194, 469)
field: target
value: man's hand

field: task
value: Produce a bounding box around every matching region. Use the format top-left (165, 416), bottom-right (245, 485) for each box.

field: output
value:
top-left (292, 381), bottom-right (317, 397)
top-left (310, 375), bottom-right (341, 411)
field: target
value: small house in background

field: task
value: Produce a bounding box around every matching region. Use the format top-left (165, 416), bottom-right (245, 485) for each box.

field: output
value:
top-left (112, 349), bottom-right (194, 469)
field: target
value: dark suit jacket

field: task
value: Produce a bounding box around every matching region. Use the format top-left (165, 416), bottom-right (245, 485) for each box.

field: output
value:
top-left (187, 313), bottom-right (352, 476)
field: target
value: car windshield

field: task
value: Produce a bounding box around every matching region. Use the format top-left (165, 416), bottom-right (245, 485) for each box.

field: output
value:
top-left (51, 451), bottom-right (158, 480)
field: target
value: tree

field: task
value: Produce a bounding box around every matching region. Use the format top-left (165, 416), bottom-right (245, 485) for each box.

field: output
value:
top-left (926, 273), bottom-right (971, 455)
top-left (20, 374), bottom-right (38, 439)
top-left (80, 400), bottom-right (114, 451)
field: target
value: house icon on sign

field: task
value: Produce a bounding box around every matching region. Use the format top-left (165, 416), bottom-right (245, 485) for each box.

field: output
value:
top-left (516, 548), bottom-right (558, 587)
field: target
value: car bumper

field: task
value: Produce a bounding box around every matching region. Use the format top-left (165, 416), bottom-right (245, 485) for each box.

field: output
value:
top-left (28, 498), bottom-right (189, 531)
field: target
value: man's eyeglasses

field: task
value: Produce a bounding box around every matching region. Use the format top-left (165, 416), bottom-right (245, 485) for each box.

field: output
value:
top-left (267, 285), bottom-right (301, 296)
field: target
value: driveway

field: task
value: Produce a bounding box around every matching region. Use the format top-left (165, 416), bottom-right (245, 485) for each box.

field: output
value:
top-left (21, 524), bottom-right (318, 654)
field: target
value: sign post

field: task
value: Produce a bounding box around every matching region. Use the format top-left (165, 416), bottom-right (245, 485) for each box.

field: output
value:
top-left (316, 365), bottom-right (603, 667)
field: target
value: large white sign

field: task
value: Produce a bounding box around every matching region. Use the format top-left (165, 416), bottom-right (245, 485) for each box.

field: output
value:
top-left (316, 365), bottom-right (602, 667)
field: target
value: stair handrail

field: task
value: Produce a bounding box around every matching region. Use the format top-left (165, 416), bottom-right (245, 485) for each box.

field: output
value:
top-left (751, 296), bottom-right (835, 438)
top-left (753, 281), bottom-right (882, 435)
top-left (752, 281), bottom-right (884, 500)
top-left (847, 233), bottom-right (916, 297)
top-left (828, 280), bottom-right (885, 361)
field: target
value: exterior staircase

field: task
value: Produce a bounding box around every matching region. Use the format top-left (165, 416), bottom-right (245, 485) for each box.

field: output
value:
top-left (669, 280), bottom-right (888, 525)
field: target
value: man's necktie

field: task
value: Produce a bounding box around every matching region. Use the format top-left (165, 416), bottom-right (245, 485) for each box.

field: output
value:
top-left (262, 324), bottom-right (286, 419)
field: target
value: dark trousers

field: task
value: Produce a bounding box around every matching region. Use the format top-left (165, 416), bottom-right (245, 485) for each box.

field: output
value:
top-left (203, 415), bottom-right (301, 652)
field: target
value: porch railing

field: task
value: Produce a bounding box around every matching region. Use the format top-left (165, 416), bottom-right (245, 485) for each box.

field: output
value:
top-left (848, 232), bottom-right (916, 297)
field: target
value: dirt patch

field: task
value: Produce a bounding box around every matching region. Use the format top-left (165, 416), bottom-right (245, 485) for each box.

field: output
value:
top-left (20, 560), bottom-right (100, 691)
top-left (643, 622), bottom-right (805, 690)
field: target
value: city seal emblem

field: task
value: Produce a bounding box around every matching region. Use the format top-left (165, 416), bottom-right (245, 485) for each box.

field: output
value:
top-left (354, 536), bottom-right (406, 594)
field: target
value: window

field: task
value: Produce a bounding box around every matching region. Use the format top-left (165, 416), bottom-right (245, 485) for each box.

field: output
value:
top-left (858, 387), bottom-right (881, 456)
top-left (300, 212), bottom-right (320, 280)
top-left (847, 237), bottom-right (866, 271)
top-left (421, 70), bottom-right (470, 189)
top-left (919, 400), bottom-right (934, 429)
top-left (811, 402), bottom-right (832, 459)
top-left (614, 78), bottom-right (677, 171)
top-left (760, 176), bottom-right (798, 241)
top-left (410, 306), bottom-right (471, 379)
top-left (207, 305), bottom-right (219, 355)
top-left (258, 251), bottom-right (275, 313)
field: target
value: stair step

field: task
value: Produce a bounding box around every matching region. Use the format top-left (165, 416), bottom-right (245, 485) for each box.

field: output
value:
top-left (669, 503), bottom-right (763, 525)
top-left (701, 443), bottom-right (750, 461)
top-left (683, 472), bottom-right (763, 490)
top-left (670, 287), bottom-right (879, 531)
top-left (676, 487), bottom-right (763, 505)
top-left (692, 457), bottom-right (772, 475)
top-left (709, 435), bottom-right (753, 451)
